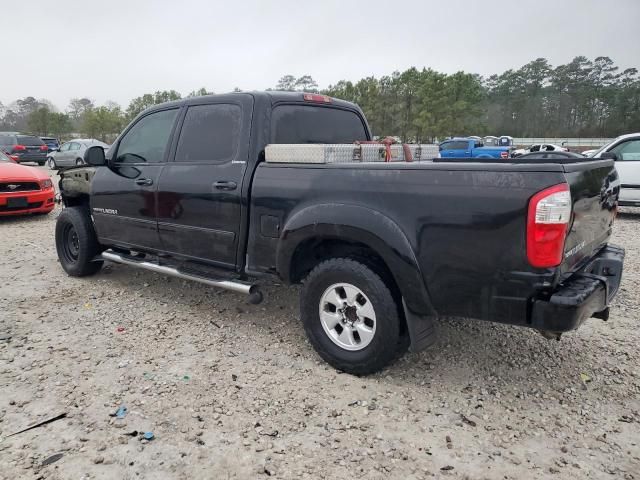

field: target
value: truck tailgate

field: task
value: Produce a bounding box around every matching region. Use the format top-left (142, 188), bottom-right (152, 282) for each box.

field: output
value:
top-left (560, 159), bottom-right (619, 276)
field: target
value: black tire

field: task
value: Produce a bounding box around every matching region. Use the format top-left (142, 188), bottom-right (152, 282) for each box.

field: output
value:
top-left (47, 157), bottom-right (57, 170)
top-left (75, 158), bottom-right (83, 166)
top-left (55, 207), bottom-right (103, 276)
top-left (38, 160), bottom-right (45, 166)
top-left (300, 258), bottom-right (401, 375)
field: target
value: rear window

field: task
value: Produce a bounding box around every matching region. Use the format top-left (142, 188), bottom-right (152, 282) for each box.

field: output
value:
top-left (271, 105), bottom-right (368, 144)
top-left (0, 135), bottom-right (16, 146)
top-left (17, 135), bottom-right (45, 146)
top-left (175, 104), bottom-right (242, 163)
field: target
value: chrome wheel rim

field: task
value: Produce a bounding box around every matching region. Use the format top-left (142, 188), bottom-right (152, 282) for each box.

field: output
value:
top-left (319, 283), bottom-right (376, 351)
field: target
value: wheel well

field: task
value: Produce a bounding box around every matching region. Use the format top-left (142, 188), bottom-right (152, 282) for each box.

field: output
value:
top-left (62, 193), bottom-right (90, 209)
top-left (290, 238), bottom-right (407, 333)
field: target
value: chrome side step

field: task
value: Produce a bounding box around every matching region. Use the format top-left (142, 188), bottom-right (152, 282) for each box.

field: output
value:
top-left (101, 250), bottom-right (263, 304)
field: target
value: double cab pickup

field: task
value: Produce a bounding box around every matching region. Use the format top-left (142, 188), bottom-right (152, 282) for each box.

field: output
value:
top-left (56, 92), bottom-right (624, 375)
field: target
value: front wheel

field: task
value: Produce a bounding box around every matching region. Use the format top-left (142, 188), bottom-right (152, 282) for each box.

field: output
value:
top-left (47, 157), bottom-right (57, 170)
top-left (55, 207), bottom-right (103, 276)
top-left (300, 258), bottom-right (401, 375)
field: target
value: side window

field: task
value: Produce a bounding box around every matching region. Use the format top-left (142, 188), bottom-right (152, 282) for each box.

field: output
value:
top-left (116, 109), bottom-right (178, 164)
top-left (175, 104), bottom-right (242, 163)
top-left (271, 105), bottom-right (368, 144)
top-left (530, 145), bottom-right (541, 152)
top-left (449, 141), bottom-right (469, 150)
top-left (70, 142), bottom-right (81, 151)
top-left (611, 140), bottom-right (640, 161)
top-left (60, 143), bottom-right (71, 152)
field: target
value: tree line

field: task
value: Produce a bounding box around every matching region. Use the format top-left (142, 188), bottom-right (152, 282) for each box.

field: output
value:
top-left (0, 56), bottom-right (638, 143)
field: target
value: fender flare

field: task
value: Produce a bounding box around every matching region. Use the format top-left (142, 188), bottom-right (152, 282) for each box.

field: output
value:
top-left (276, 203), bottom-right (436, 317)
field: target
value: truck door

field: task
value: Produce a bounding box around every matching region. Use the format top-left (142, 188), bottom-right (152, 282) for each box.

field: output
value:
top-left (90, 108), bottom-right (180, 251)
top-left (451, 140), bottom-right (471, 157)
top-left (156, 96), bottom-right (253, 268)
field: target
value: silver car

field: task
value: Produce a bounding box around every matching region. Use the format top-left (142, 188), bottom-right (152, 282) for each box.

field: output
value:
top-left (47, 139), bottom-right (110, 170)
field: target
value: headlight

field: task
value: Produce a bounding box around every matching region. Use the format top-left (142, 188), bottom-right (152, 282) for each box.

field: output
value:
top-left (40, 179), bottom-right (53, 189)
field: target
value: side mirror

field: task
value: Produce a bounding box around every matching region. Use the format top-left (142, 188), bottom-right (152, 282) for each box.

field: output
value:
top-left (600, 152), bottom-right (618, 161)
top-left (84, 145), bottom-right (106, 166)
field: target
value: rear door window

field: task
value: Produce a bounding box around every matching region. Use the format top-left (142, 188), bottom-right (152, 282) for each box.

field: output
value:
top-left (271, 105), bottom-right (368, 144)
top-left (175, 104), bottom-right (242, 163)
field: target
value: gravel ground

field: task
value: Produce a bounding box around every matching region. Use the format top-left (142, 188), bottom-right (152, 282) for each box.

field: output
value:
top-left (1, 167), bottom-right (639, 479)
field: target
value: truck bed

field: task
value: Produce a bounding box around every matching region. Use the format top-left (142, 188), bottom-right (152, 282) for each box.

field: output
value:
top-left (247, 158), bottom-right (619, 327)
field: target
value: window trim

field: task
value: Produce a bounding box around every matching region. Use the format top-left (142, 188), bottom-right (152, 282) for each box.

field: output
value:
top-left (112, 107), bottom-right (181, 165)
top-left (172, 103), bottom-right (244, 165)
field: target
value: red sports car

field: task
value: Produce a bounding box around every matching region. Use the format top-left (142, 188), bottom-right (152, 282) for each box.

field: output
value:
top-left (0, 149), bottom-right (55, 216)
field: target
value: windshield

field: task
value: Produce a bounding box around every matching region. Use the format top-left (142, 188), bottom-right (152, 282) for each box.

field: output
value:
top-left (0, 150), bottom-right (12, 162)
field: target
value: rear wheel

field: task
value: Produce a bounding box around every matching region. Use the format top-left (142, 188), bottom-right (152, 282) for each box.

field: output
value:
top-left (75, 158), bottom-right (83, 166)
top-left (55, 207), bottom-right (103, 276)
top-left (300, 258), bottom-right (401, 375)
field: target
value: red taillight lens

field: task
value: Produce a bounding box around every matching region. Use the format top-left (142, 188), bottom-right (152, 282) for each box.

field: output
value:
top-left (9, 155), bottom-right (19, 162)
top-left (527, 183), bottom-right (571, 268)
top-left (303, 93), bottom-right (332, 103)
top-left (40, 145), bottom-right (48, 151)
top-left (500, 151), bottom-right (509, 159)
top-left (13, 144), bottom-right (26, 152)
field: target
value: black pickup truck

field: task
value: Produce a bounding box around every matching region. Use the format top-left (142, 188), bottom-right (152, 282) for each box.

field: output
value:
top-left (56, 91), bottom-right (625, 375)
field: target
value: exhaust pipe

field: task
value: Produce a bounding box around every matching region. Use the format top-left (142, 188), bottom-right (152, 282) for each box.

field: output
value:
top-left (101, 250), bottom-right (263, 304)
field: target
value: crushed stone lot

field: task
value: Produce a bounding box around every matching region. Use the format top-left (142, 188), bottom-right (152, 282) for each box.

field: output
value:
top-left (1, 168), bottom-right (639, 479)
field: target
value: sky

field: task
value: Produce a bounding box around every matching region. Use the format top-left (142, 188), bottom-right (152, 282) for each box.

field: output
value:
top-left (3, 0), bottom-right (640, 111)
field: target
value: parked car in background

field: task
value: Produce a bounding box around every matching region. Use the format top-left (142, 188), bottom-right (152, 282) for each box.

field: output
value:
top-left (482, 135), bottom-right (499, 146)
top-left (0, 134), bottom-right (49, 165)
top-left (0, 148), bottom-right (55, 215)
top-left (589, 133), bottom-right (640, 207)
top-left (47, 139), bottom-right (110, 170)
top-left (41, 137), bottom-right (60, 152)
top-left (512, 144), bottom-right (569, 157)
top-left (439, 137), bottom-right (511, 159)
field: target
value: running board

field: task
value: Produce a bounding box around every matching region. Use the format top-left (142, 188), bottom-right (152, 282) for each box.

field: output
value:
top-left (101, 250), bottom-right (263, 304)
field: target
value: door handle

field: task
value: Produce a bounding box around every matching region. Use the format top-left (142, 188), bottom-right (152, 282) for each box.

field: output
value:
top-left (213, 181), bottom-right (237, 191)
top-left (135, 178), bottom-right (153, 186)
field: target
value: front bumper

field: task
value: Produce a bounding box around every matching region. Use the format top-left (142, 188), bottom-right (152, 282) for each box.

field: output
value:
top-left (530, 245), bottom-right (625, 332)
top-left (0, 188), bottom-right (55, 216)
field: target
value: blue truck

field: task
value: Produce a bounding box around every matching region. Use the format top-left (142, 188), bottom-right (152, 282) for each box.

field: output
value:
top-left (439, 137), bottom-right (511, 159)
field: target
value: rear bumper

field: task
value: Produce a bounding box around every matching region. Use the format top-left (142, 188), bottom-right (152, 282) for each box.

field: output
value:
top-left (15, 153), bottom-right (47, 163)
top-left (530, 245), bottom-right (625, 332)
top-left (0, 189), bottom-right (55, 216)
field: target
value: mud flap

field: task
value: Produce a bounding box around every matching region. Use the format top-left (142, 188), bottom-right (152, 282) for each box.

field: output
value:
top-left (402, 299), bottom-right (438, 352)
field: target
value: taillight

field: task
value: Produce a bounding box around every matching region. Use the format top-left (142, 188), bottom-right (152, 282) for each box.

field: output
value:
top-left (500, 151), bottom-right (509, 159)
top-left (527, 183), bottom-right (571, 268)
top-left (40, 145), bottom-right (48, 151)
top-left (303, 93), bottom-right (332, 103)
top-left (9, 155), bottom-right (19, 162)
top-left (13, 145), bottom-right (26, 152)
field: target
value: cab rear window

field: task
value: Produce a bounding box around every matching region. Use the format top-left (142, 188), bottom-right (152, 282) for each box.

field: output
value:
top-left (271, 105), bottom-right (368, 144)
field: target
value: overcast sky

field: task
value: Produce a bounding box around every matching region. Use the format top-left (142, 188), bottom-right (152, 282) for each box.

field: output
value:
top-left (3, 0), bottom-right (639, 111)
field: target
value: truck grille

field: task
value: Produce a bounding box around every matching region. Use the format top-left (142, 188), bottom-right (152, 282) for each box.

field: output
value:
top-left (0, 182), bottom-right (40, 192)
